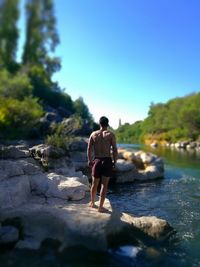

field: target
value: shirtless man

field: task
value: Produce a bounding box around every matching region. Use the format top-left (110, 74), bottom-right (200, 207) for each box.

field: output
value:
top-left (87, 116), bottom-right (118, 212)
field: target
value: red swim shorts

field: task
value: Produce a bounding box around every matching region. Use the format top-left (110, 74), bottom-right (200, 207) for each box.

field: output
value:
top-left (92, 157), bottom-right (113, 178)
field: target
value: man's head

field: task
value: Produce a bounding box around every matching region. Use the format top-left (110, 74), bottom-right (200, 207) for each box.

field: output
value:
top-left (99, 116), bottom-right (109, 127)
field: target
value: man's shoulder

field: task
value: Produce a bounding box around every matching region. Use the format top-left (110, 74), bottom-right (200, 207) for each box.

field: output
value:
top-left (106, 130), bottom-right (115, 136)
top-left (90, 130), bottom-right (100, 137)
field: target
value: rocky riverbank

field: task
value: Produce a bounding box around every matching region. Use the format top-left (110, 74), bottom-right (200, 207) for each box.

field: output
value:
top-left (0, 141), bottom-right (172, 255)
top-left (150, 140), bottom-right (200, 151)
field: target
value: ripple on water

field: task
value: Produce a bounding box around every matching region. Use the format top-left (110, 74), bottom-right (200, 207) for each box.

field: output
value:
top-left (111, 246), bottom-right (141, 258)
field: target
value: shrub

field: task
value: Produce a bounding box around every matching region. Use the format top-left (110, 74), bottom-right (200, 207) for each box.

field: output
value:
top-left (45, 133), bottom-right (74, 150)
top-left (0, 96), bottom-right (44, 139)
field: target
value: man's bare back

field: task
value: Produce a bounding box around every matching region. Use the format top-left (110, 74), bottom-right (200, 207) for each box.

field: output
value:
top-left (90, 129), bottom-right (115, 158)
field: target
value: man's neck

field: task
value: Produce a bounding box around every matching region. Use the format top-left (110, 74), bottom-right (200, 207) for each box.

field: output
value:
top-left (100, 126), bottom-right (107, 131)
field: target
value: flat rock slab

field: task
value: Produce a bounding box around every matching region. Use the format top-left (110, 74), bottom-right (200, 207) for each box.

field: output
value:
top-left (0, 194), bottom-right (173, 251)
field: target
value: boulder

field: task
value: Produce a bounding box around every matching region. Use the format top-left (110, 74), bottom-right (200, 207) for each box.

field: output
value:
top-left (150, 141), bottom-right (158, 147)
top-left (41, 145), bottom-right (66, 159)
top-left (115, 159), bottom-right (136, 172)
top-left (0, 145), bottom-right (30, 159)
top-left (69, 151), bottom-right (88, 170)
top-left (44, 112), bottom-right (62, 123)
top-left (136, 166), bottom-right (163, 181)
top-left (0, 160), bottom-right (24, 181)
top-left (29, 173), bottom-right (88, 201)
top-left (0, 226), bottom-right (19, 245)
top-left (0, 175), bottom-right (31, 208)
top-left (0, 196), bottom-right (174, 251)
top-left (69, 138), bottom-right (88, 151)
top-left (0, 159), bottom-right (42, 182)
top-left (121, 213), bottom-right (172, 240)
top-left (114, 159), bottom-right (137, 183)
top-left (186, 142), bottom-right (197, 149)
top-left (30, 144), bottom-right (66, 159)
top-left (44, 158), bottom-right (71, 170)
top-left (139, 152), bottom-right (157, 165)
top-left (114, 150), bottom-right (164, 182)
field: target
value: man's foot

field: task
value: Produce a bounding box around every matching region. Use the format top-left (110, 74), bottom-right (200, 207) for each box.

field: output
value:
top-left (89, 202), bottom-right (97, 208)
top-left (98, 207), bottom-right (108, 213)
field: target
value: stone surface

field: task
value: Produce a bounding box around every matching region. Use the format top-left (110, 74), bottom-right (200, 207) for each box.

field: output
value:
top-left (0, 195), bottom-right (173, 251)
top-left (69, 138), bottom-right (88, 151)
top-left (121, 213), bottom-right (172, 240)
top-left (115, 159), bottom-right (136, 172)
top-left (0, 226), bottom-right (19, 244)
top-left (0, 160), bottom-right (24, 181)
top-left (29, 173), bottom-right (88, 201)
top-left (115, 149), bottom-right (164, 182)
top-left (0, 145), bottom-right (30, 159)
top-left (0, 175), bottom-right (31, 208)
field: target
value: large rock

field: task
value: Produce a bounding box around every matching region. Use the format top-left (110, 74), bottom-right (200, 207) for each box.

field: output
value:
top-left (29, 173), bottom-right (88, 201)
top-left (0, 160), bottom-right (24, 181)
top-left (0, 158), bottom-right (42, 181)
top-left (121, 213), bottom-right (171, 240)
top-left (29, 144), bottom-right (70, 170)
top-left (0, 226), bottom-right (19, 245)
top-left (115, 159), bottom-right (136, 172)
top-left (0, 175), bottom-right (31, 208)
top-left (0, 145), bottom-right (30, 159)
top-left (47, 173), bottom-right (89, 200)
top-left (115, 149), bottom-right (164, 182)
top-left (69, 138), bottom-right (88, 151)
top-left (0, 196), bottom-right (174, 251)
top-left (69, 151), bottom-right (88, 170)
top-left (114, 159), bottom-right (137, 183)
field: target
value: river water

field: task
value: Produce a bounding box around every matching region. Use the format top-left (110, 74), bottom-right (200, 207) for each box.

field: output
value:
top-left (108, 144), bottom-right (200, 267)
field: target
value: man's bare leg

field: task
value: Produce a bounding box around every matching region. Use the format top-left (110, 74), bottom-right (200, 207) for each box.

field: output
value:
top-left (89, 176), bottom-right (100, 208)
top-left (98, 176), bottom-right (110, 212)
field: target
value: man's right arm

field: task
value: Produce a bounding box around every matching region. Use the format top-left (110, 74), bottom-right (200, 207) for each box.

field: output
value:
top-left (87, 134), bottom-right (94, 167)
top-left (111, 133), bottom-right (118, 166)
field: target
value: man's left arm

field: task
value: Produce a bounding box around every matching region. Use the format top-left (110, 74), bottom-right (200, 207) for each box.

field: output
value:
top-left (111, 133), bottom-right (118, 166)
top-left (87, 134), bottom-right (94, 167)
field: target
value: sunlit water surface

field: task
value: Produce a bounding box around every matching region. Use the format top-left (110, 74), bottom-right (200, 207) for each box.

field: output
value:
top-left (108, 144), bottom-right (200, 267)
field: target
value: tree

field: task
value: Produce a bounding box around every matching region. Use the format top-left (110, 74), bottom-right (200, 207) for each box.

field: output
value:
top-left (22, 0), bottom-right (60, 75)
top-left (74, 97), bottom-right (92, 121)
top-left (0, 69), bottom-right (32, 100)
top-left (0, 0), bottom-right (19, 72)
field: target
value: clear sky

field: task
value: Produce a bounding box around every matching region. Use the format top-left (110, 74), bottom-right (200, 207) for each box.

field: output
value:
top-left (18, 0), bottom-right (200, 128)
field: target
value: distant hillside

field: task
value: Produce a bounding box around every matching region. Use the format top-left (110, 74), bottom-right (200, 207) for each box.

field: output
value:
top-left (115, 92), bottom-right (200, 144)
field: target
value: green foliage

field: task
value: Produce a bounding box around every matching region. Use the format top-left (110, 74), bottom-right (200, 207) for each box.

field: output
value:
top-left (0, 0), bottom-right (19, 72)
top-left (26, 64), bottom-right (75, 112)
top-left (23, 0), bottom-right (60, 74)
top-left (116, 121), bottom-right (143, 143)
top-left (0, 0), bottom-right (95, 141)
top-left (0, 96), bottom-right (43, 138)
top-left (74, 97), bottom-right (93, 121)
top-left (116, 93), bottom-right (200, 143)
top-left (46, 133), bottom-right (73, 150)
top-left (0, 69), bottom-right (32, 100)
top-left (50, 115), bottom-right (83, 135)
top-left (46, 118), bottom-right (79, 150)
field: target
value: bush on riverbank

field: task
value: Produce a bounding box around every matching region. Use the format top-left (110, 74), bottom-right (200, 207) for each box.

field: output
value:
top-left (116, 92), bottom-right (200, 144)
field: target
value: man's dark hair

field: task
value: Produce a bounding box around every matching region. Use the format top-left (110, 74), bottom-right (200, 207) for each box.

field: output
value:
top-left (99, 116), bottom-right (109, 127)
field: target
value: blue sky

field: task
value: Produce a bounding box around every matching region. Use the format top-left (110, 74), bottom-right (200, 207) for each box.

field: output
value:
top-left (18, 0), bottom-right (200, 128)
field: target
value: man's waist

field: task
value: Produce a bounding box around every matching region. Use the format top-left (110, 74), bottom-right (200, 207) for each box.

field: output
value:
top-left (94, 156), bottom-right (112, 160)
